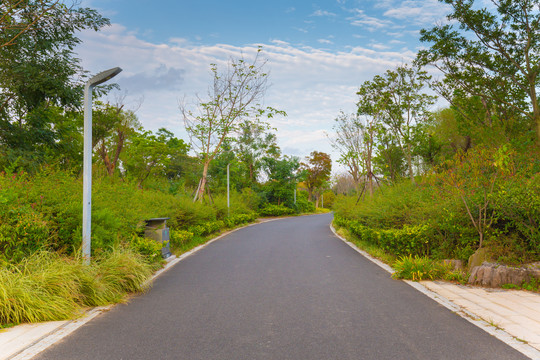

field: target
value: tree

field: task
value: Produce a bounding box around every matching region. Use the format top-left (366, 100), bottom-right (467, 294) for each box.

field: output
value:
top-left (261, 155), bottom-right (303, 206)
top-left (121, 128), bottom-right (189, 188)
top-left (417, 0), bottom-right (540, 146)
top-left (234, 120), bottom-right (280, 186)
top-left (329, 112), bottom-right (364, 188)
top-left (376, 64), bottom-right (436, 183)
top-left (356, 77), bottom-right (387, 196)
top-left (0, 0), bottom-right (67, 49)
top-left (303, 151), bottom-right (332, 207)
top-left (92, 101), bottom-right (141, 176)
top-left (181, 48), bottom-right (284, 202)
top-left (0, 0), bottom-right (109, 171)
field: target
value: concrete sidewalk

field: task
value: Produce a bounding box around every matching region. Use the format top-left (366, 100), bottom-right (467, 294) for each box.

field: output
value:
top-left (421, 281), bottom-right (540, 353)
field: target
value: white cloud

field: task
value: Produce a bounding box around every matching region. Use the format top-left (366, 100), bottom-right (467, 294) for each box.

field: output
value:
top-left (311, 10), bottom-right (337, 17)
top-left (318, 39), bottom-right (334, 45)
top-left (347, 9), bottom-right (394, 31)
top-left (371, 43), bottom-right (391, 51)
top-left (383, 0), bottom-right (450, 25)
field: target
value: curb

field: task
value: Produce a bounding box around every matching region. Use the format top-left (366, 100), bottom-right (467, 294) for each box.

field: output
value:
top-left (329, 223), bottom-right (540, 360)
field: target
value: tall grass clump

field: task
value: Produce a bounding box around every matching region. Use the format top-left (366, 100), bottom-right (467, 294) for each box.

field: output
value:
top-left (0, 249), bottom-right (153, 325)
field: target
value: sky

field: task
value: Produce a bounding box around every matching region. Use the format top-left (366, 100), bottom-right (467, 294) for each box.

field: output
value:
top-left (76, 0), bottom-right (452, 170)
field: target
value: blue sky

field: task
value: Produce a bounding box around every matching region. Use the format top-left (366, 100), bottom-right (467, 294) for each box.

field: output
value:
top-left (78, 0), bottom-right (451, 170)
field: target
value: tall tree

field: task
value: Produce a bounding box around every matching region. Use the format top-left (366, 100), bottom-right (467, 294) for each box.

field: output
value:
top-left (181, 48), bottom-right (284, 202)
top-left (417, 0), bottom-right (540, 146)
top-left (377, 64), bottom-right (436, 183)
top-left (357, 77), bottom-right (387, 196)
top-left (303, 151), bottom-right (332, 206)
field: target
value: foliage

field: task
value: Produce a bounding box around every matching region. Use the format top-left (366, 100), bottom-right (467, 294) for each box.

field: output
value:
top-left (302, 151), bottom-right (332, 204)
top-left (259, 204), bottom-right (296, 217)
top-left (293, 191), bottom-right (316, 214)
top-left (260, 155), bottom-right (304, 207)
top-left (0, 1), bottom-right (110, 172)
top-left (417, 0), bottom-right (540, 145)
top-left (122, 128), bottom-right (189, 187)
top-left (333, 144), bottom-right (539, 264)
top-left (128, 236), bottom-right (163, 264)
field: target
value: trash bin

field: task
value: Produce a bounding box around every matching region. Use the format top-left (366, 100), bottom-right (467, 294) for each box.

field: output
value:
top-left (144, 217), bottom-right (172, 259)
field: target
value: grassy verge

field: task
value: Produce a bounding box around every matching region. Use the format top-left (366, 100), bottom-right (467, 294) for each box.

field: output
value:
top-left (333, 222), bottom-right (468, 283)
top-left (0, 248), bottom-right (154, 326)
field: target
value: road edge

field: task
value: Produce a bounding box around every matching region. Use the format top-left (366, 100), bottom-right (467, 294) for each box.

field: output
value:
top-left (329, 223), bottom-right (540, 360)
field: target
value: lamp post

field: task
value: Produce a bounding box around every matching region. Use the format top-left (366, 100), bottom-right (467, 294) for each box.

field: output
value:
top-left (82, 67), bottom-right (122, 265)
top-left (227, 163), bottom-right (230, 217)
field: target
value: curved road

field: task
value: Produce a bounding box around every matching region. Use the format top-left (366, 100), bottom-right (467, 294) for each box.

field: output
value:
top-left (35, 214), bottom-right (526, 359)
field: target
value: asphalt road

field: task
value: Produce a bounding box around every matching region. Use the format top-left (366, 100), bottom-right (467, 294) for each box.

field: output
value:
top-left (35, 214), bottom-right (527, 359)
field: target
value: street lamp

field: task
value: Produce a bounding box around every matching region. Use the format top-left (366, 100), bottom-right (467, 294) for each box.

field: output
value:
top-left (82, 67), bottom-right (122, 264)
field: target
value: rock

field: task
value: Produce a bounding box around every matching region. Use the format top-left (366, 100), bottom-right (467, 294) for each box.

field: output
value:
top-left (468, 262), bottom-right (540, 288)
top-left (443, 259), bottom-right (464, 271)
top-left (467, 247), bottom-right (492, 271)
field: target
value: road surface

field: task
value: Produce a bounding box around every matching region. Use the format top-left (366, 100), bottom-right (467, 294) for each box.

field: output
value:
top-left (35, 214), bottom-right (527, 359)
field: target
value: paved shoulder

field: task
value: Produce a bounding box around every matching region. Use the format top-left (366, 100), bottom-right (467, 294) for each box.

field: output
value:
top-left (34, 214), bottom-right (528, 360)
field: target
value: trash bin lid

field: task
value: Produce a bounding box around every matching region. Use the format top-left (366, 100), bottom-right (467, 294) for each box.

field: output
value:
top-left (145, 217), bottom-right (170, 228)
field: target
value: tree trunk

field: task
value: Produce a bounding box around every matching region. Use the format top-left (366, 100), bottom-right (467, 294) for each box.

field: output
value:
top-left (195, 160), bottom-right (210, 202)
top-left (406, 143), bottom-right (415, 184)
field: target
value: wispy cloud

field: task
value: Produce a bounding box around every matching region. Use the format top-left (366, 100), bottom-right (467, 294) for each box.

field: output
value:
top-left (311, 9), bottom-right (337, 17)
top-left (318, 39), bottom-right (334, 45)
top-left (383, 0), bottom-right (450, 25)
top-left (347, 9), bottom-right (394, 31)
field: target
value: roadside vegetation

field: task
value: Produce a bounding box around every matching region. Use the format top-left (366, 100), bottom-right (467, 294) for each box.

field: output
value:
top-left (330, 0), bottom-right (540, 285)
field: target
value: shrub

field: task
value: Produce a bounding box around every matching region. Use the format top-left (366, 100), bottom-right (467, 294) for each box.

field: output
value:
top-left (169, 230), bottom-right (194, 248)
top-left (128, 236), bottom-right (164, 263)
top-left (259, 204), bottom-right (296, 217)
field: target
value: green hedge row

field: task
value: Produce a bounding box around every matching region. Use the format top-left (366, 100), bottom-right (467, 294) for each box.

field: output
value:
top-left (334, 216), bottom-right (431, 258)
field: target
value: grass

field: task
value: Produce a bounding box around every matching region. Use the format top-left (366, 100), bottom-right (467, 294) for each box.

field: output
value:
top-left (392, 255), bottom-right (453, 281)
top-left (0, 249), bottom-right (154, 326)
top-left (501, 277), bottom-right (540, 293)
top-left (335, 226), bottom-right (396, 265)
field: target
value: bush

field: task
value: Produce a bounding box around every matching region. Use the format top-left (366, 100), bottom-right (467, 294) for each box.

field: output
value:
top-left (259, 204), bottom-right (296, 217)
top-left (169, 229), bottom-right (194, 248)
top-left (294, 196), bottom-right (315, 214)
